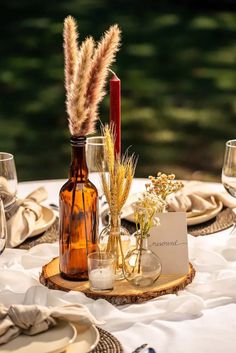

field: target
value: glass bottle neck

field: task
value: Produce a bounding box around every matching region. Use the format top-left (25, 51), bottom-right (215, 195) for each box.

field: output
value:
top-left (70, 136), bottom-right (88, 181)
top-left (142, 237), bottom-right (148, 249)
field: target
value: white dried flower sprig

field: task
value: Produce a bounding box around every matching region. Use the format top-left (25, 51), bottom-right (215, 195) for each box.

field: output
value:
top-left (133, 192), bottom-right (165, 238)
top-left (133, 172), bottom-right (182, 238)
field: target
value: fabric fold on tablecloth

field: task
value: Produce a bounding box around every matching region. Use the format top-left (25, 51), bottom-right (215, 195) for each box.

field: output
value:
top-left (186, 233), bottom-right (236, 301)
top-left (0, 303), bottom-right (102, 345)
top-left (7, 187), bottom-right (48, 248)
top-left (1, 179), bottom-right (236, 353)
top-left (1, 227), bottom-right (236, 349)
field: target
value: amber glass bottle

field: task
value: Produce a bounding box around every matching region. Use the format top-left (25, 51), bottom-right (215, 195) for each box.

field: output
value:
top-left (59, 136), bottom-right (98, 281)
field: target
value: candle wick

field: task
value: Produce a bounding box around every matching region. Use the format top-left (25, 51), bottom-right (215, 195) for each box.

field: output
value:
top-left (109, 68), bottom-right (118, 78)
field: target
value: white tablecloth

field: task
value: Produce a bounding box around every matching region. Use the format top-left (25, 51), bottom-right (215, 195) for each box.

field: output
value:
top-left (1, 179), bottom-right (236, 353)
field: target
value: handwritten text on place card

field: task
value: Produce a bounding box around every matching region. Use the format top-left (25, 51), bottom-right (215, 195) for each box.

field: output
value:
top-left (148, 212), bottom-right (189, 275)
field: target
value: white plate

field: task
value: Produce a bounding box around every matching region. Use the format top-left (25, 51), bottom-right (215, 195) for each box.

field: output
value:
top-left (1, 321), bottom-right (77, 353)
top-left (187, 200), bottom-right (223, 226)
top-left (67, 324), bottom-right (100, 353)
top-left (30, 206), bottom-right (56, 236)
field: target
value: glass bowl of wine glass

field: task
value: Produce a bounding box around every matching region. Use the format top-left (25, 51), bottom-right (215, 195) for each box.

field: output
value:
top-left (0, 152), bottom-right (18, 211)
top-left (222, 140), bottom-right (236, 198)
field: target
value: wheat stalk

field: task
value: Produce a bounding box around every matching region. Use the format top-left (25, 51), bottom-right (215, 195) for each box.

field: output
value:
top-left (103, 125), bottom-right (115, 176)
top-left (118, 157), bottom-right (136, 209)
top-left (100, 126), bottom-right (136, 217)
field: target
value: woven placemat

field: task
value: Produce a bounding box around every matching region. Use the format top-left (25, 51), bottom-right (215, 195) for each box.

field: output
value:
top-left (17, 207), bottom-right (236, 249)
top-left (17, 218), bottom-right (59, 250)
top-left (93, 327), bottom-right (123, 353)
top-left (188, 207), bottom-right (236, 236)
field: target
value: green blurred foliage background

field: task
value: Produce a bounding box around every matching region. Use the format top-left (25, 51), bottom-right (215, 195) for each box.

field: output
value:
top-left (0, 0), bottom-right (235, 181)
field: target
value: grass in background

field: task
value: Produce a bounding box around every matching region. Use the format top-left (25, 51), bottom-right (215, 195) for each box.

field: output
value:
top-left (0, 1), bottom-right (235, 181)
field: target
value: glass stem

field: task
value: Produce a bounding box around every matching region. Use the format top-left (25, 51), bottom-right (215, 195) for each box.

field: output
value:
top-left (138, 235), bottom-right (143, 274)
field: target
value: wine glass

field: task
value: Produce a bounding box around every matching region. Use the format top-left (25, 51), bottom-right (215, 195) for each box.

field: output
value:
top-left (0, 152), bottom-right (17, 253)
top-left (0, 197), bottom-right (7, 254)
top-left (222, 140), bottom-right (236, 197)
top-left (222, 139), bottom-right (236, 234)
top-left (0, 152), bottom-right (18, 211)
top-left (86, 136), bottom-right (107, 231)
top-left (86, 136), bottom-right (107, 195)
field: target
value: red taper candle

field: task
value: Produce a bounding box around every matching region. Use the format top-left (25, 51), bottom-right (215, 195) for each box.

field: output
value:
top-left (109, 72), bottom-right (121, 155)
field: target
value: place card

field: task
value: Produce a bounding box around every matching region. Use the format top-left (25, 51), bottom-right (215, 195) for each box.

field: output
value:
top-left (148, 212), bottom-right (189, 275)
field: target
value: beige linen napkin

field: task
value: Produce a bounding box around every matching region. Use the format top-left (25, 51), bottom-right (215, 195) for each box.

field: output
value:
top-left (167, 181), bottom-right (236, 217)
top-left (6, 187), bottom-right (48, 248)
top-left (106, 181), bottom-right (236, 223)
top-left (0, 303), bottom-right (102, 345)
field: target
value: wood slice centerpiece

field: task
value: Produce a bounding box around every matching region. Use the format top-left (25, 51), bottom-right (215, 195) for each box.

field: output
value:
top-left (40, 257), bottom-right (195, 305)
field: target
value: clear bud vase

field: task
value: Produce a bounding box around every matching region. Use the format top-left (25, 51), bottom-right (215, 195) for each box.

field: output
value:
top-left (123, 232), bottom-right (162, 288)
top-left (99, 213), bottom-right (130, 280)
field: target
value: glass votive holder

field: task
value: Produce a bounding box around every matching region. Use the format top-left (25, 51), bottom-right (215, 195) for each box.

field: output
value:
top-left (88, 252), bottom-right (115, 292)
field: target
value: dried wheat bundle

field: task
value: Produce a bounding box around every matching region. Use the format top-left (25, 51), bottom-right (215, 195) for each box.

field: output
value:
top-left (101, 125), bottom-right (137, 217)
top-left (63, 16), bottom-right (121, 136)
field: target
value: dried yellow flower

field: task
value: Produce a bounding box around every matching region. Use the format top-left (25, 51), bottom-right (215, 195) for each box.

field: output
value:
top-left (146, 172), bottom-right (183, 200)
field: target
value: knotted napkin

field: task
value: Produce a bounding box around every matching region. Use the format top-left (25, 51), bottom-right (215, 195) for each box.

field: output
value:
top-left (6, 187), bottom-right (48, 248)
top-left (102, 181), bottom-right (236, 224)
top-left (0, 303), bottom-right (101, 345)
top-left (167, 181), bottom-right (236, 217)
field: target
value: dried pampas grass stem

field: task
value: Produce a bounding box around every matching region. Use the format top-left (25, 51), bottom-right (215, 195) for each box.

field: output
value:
top-left (64, 16), bottom-right (79, 95)
top-left (63, 16), bottom-right (121, 137)
top-left (83, 25), bottom-right (121, 135)
top-left (68, 37), bottom-right (94, 135)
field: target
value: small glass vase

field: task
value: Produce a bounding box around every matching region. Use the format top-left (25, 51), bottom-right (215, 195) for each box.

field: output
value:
top-left (123, 232), bottom-right (162, 288)
top-left (98, 213), bottom-right (130, 280)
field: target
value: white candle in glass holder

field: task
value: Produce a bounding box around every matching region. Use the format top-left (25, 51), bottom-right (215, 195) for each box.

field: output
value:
top-left (89, 267), bottom-right (114, 290)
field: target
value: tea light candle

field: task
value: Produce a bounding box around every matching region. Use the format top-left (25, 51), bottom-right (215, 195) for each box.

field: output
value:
top-left (89, 267), bottom-right (114, 291)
